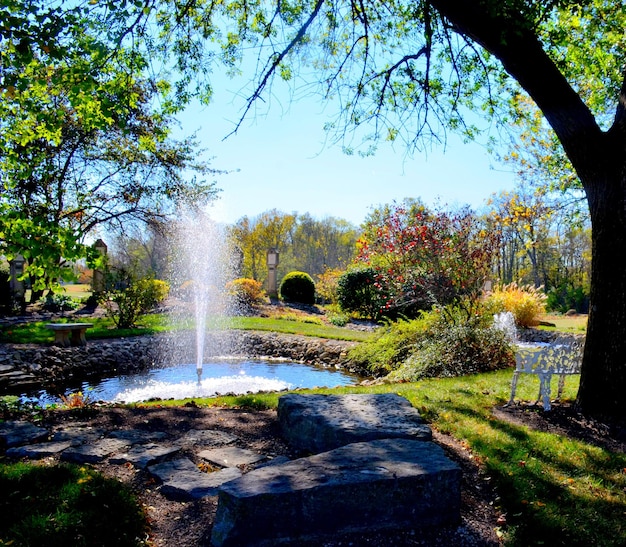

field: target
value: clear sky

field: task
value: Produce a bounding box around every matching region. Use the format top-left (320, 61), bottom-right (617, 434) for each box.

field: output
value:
top-left (176, 80), bottom-right (518, 227)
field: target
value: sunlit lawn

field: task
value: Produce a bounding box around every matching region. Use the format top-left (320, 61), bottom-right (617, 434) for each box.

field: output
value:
top-left (539, 313), bottom-right (588, 334)
top-left (0, 313), bottom-right (372, 344)
top-left (149, 369), bottom-right (624, 547)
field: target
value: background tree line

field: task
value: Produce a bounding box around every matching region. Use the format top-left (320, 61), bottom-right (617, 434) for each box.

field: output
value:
top-left (105, 177), bottom-right (591, 316)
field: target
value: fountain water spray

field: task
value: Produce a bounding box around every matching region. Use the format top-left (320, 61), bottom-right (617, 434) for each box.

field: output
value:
top-left (167, 206), bottom-right (236, 385)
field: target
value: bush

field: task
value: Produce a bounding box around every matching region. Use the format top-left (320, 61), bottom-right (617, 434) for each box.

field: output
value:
top-left (546, 281), bottom-right (589, 314)
top-left (337, 267), bottom-right (385, 319)
top-left (347, 314), bottom-right (435, 376)
top-left (315, 268), bottom-right (343, 305)
top-left (138, 278), bottom-right (169, 309)
top-left (100, 276), bottom-right (169, 329)
top-left (348, 306), bottom-right (515, 380)
top-left (226, 278), bottom-right (266, 308)
top-left (279, 271), bottom-right (316, 305)
top-left (387, 319), bottom-right (515, 381)
top-left (41, 293), bottom-right (79, 312)
top-left (485, 282), bottom-right (547, 327)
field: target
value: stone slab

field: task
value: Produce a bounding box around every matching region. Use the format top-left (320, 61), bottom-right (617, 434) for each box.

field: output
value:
top-left (0, 420), bottom-right (49, 448)
top-left (177, 429), bottom-right (238, 447)
top-left (109, 443), bottom-right (181, 468)
top-left (198, 447), bottom-right (267, 468)
top-left (108, 429), bottom-right (168, 444)
top-left (148, 457), bottom-right (242, 501)
top-left (6, 441), bottom-right (72, 459)
top-left (60, 438), bottom-right (130, 464)
top-left (277, 393), bottom-right (432, 453)
top-left (52, 427), bottom-right (106, 445)
top-left (211, 438), bottom-right (461, 547)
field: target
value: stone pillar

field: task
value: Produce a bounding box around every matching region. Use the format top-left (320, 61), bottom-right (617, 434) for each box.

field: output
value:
top-left (266, 248), bottom-right (279, 299)
top-left (9, 254), bottom-right (26, 311)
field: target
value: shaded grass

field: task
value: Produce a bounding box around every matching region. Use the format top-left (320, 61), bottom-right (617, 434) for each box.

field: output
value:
top-left (142, 369), bottom-right (625, 547)
top-left (0, 461), bottom-right (147, 546)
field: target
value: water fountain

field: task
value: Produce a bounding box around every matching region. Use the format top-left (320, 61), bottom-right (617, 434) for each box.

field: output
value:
top-left (99, 205), bottom-right (358, 403)
top-left (166, 205), bottom-right (236, 385)
top-left (493, 311), bottom-right (518, 343)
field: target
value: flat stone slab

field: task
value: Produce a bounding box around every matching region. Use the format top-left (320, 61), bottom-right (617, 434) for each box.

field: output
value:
top-left (177, 429), bottom-right (239, 447)
top-left (211, 438), bottom-right (461, 547)
top-left (110, 443), bottom-right (181, 468)
top-left (198, 447), bottom-right (267, 468)
top-left (6, 441), bottom-right (72, 459)
top-left (52, 427), bottom-right (106, 446)
top-left (148, 457), bottom-right (242, 501)
top-left (60, 438), bottom-right (130, 464)
top-left (0, 420), bottom-right (49, 448)
top-left (278, 393), bottom-right (432, 453)
top-left (108, 429), bottom-right (168, 444)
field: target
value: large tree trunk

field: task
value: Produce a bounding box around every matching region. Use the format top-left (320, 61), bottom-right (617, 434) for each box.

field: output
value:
top-left (431, 0), bottom-right (626, 417)
top-left (577, 159), bottom-right (626, 416)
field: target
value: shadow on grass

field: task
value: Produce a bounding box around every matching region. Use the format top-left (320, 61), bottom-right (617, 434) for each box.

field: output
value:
top-left (442, 401), bottom-right (626, 546)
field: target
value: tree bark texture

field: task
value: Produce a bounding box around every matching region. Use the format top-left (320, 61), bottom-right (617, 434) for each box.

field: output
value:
top-left (430, 0), bottom-right (626, 417)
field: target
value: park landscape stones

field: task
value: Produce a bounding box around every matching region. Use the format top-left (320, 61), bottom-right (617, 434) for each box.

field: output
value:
top-left (210, 393), bottom-right (462, 546)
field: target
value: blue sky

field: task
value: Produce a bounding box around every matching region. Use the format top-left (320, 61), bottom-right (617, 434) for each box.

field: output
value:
top-left (177, 81), bottom-right (518, 227)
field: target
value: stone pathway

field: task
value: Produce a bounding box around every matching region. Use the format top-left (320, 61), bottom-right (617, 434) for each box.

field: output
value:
top-left (1, 393), bottom-right (462, 546)
top-left (0, 419), bottom-right (272, 501)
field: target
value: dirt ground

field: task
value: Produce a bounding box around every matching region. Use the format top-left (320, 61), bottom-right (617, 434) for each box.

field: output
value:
top-left (28, 399), bottom-right (626, 547)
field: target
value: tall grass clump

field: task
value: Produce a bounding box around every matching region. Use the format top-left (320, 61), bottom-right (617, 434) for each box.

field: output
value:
top-left (347, 305), bottom-right (515, 379)
top-left (485, 282), bottom-right (547, 327)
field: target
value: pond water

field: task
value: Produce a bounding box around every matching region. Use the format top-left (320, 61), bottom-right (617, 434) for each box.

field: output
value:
top-left (23, 359), bottom-right (362, 406)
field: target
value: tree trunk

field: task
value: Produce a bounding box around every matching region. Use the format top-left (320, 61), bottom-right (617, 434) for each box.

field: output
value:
top-left (430, 0), bottom-right (626, 417)
top-left (576, 158), bottom-right (626, 416)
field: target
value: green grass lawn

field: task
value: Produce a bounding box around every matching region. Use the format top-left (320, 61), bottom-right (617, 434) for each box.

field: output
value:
top-left (0, 313), bottom-right (372, 344)
top-left (539, 313), bottom-right (588, 334)
top-left (151, 370), bottom-right (624, 547)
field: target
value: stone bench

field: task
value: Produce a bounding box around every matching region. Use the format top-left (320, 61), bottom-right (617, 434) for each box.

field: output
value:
top-left (45, 323), bottom-right (93, 347)
top-left (507, 337), bottom-right (583, 411)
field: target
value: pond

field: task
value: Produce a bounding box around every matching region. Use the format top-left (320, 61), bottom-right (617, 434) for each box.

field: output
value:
top-left (23, 359), bottom-right (362, 406)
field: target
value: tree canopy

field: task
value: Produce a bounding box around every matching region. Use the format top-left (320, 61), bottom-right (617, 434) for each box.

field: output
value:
top-left (3, 0), bottom-right (626, 416)
top-left (0, 1), bottom-right (218, 294)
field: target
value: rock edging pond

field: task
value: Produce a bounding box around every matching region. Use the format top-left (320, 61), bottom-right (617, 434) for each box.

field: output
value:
top-left (0, 331), bottom-right (359, 395)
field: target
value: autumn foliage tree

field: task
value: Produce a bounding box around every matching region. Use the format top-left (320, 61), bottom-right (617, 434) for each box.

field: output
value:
top-left (356, 200), bottom-right (499, 318)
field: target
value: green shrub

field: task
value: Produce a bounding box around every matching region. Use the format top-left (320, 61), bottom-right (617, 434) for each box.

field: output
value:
top-left (348, 306), bottom-right (515, 379)
top-left (546, 281), bottom-right (589, 313)
top-left (347, 313), bottom-right (437, 376)
top-left (484, 282), bottom-right (547, 327)
top-left (279, 271), bottom-right (316, 305)
top-left (41, 293), bottom-right (79, 312)
top-left (337, 267), bottom-right (385, 319)
top-left (315, 268), bottom-right (343, 305)
top-left (100, 277), bottom-right (169, 329)
top-left (226, 278), bottom-right (266, 307)
top-left (387, 319), bottom-right (515, 381)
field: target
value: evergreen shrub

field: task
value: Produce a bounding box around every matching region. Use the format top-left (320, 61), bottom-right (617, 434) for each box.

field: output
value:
top-left (279, 271), bottom-right (316, 305)
top-left (337, 267), bottom-right (384, 319)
